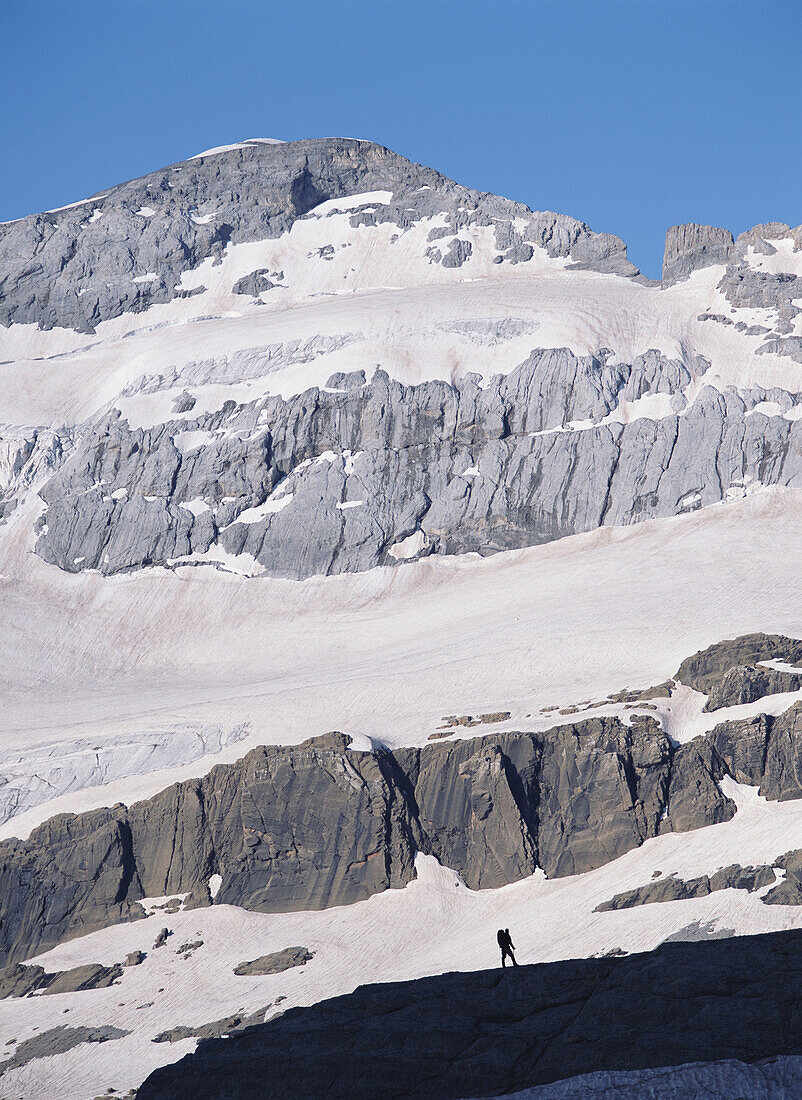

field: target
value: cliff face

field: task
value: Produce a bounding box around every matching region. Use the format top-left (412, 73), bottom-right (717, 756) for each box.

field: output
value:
top-left (32, 354), bottom-right (802, 580)
top-left (0, 138), bottom-right (636, 334)
top-left (0, 717), bottom-right (737, 967)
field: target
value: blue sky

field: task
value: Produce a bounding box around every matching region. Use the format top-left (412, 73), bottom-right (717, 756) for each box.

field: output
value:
top-left (3, 0), bottom-right (800, 278)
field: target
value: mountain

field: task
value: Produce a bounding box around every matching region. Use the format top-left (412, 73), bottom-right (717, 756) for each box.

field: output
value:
top-left (0, 137), bottom-right (800, 1098)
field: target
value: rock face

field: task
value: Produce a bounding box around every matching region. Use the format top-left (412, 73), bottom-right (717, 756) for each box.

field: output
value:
top-left (136, 929), bottom-right (802, 1100)
top-left (0, 806), bottom-right (147, 967)
top-left (0, 138), bottom-right (637, 335)
top-left (0, 719), bottom-right (736, 966)
top-left (704, 665), bottom-right (802, 711)
top-left (708, 701), bottom-right (802, 801)
top-left (33, 352), bottom-right (802, 581)
top-left (763, 850), bottom-right (802, 906)
top-left (662, 223), bottom-right (735, 286)
top-left (595, 863), bottom-right (776, 911)
top-left (233, 947), bottom-right (313, 976)
top-left (1, 141), bottom-right (799, 585)
top-left (675, 632), bottom-right (802, 695)
top-left (0, 960), bottom-right (123, 999)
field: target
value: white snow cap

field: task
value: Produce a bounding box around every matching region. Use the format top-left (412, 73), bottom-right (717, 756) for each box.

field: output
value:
top-left (189, 139), bottom-right (286, 160)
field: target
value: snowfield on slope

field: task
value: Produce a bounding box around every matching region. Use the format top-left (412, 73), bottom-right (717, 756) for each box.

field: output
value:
top-left (0, 486), bottom-right (800, 837)
top-left (3, 780), bottom-right (802, 1098)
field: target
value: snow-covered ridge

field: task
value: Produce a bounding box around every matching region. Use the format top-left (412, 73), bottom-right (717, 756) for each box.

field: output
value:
top-left (188, 137), bottom-right (286, 160)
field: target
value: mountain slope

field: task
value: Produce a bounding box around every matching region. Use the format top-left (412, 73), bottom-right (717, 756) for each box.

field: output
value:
top-left (0, 138), bottom-right (801, 1098)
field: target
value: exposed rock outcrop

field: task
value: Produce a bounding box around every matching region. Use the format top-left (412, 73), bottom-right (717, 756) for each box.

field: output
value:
top-left (233, 947), bottom-right (313, 976)
top-left (0, 138), bottom-right (638, 335)
top-left (595, 863), bottom-right (776, 911)
top-left (0, 1026), bottom-right (129, 1078)
top-left (33, 350), bottom-right (802, 581)
top-left (0, 806), bottom-right (147, 967)
top-left (762, 850), bottom-right (802, 906)
top-left (0, 960), bottom-right (123, 999)
top-left (704, 665), bottom-right (802, 711)
top-left (708, 701), bottom-right (802, 801)
top-left (676, 632), bottom-right (802, 695)
top-left (662, 224), bottom-right (734, 286)
top-left (0, 719), bottom-right (735, 966)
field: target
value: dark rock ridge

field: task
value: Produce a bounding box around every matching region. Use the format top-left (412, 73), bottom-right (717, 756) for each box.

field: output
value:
top-left (675, 633), bottom-right (802, 696)
top-left (762, 850), bottom-right (802, 906)
top-left (0, 959), bottom-right (124, 998)
top-left (136, 929), bottom-right (802, 1099)
top-left (34, 351), bottom-right (802, 580)
top-left (0, 718), bottom-right (734, 967)
top-left (0, 138), bottom-right (638, 334)
top-left (234, 947), bottom-right (313, 976)
top-left (704, 664), bottom-right (802, 711)
top-left (708, 701), bottom-right (802, 801)
top-left (595, 863), bottom-right (777, 911)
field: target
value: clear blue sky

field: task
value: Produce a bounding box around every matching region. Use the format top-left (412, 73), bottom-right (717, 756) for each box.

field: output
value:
top-left (3, 0), bottom-right (800, 278)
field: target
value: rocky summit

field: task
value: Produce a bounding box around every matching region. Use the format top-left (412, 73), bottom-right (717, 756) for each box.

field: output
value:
top-left (0, 138), bottom-right (801, 1098)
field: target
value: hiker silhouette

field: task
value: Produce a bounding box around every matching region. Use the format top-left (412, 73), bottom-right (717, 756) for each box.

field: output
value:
top-left (497, 927), bottom-right (518, 967)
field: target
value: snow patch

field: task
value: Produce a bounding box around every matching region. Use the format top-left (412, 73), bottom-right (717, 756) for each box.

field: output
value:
top-left (228, 494), bottom-right (294, 524)
top-left (189, 138), bottom-right (285, 160)
top-left (178, 498), bottom-right (210, 518)
top-left (172, 429), bottom-right (217, 455)
top-left (309, 191), bottom-right (393, 218)
top-left (388, 530), bottom-right (428, 560)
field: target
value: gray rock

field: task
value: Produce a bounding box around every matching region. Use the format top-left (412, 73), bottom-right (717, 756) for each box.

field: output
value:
top-left (152, 1006), bottom-right (270, 1044)
top-left (231, 269), bottom-right (275, 296)
top-left (675, 633), bottom-right (802, 695)
top-left (36, 347), bottom-right (802, 583)
top-left (0, 138), bottom-right (641, 335)
top-left (123, 950), bottom-right (145, 966)
top-left (595, 863), bottom-right (775, 911)
top-left (0, 714), bottom-right (736, 965)
top-left (704, 664), bottom-right (802, 711)
top-left (441, 238), bottom-right (472, 268)
top-left (708, 701), bottom-right (802, 801)
top-left (0, 806), bottom-right (147, 967)
top-left (41, 962), bottom-right (123, 995)
top-left (233, 947), bottom-right (313, 976)
top-left (757, 335), bottom-right (802, 363)
top-left (716, 228), bottom-right (802, 335)
top-left (0, 959), bottom-right (123, 998)
top-left (153, 928), bottom-right (170, 949)
top-left (171, 391), bottom-right (196, 413)
top-left (0, 962), bottom-right (49, 998)
top-left (0, 1025), bottom-right (129, 1077)
top-left (662, 224), bottom-right (734, 286)
top-left (761, 850), bottom-right (802, 906)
